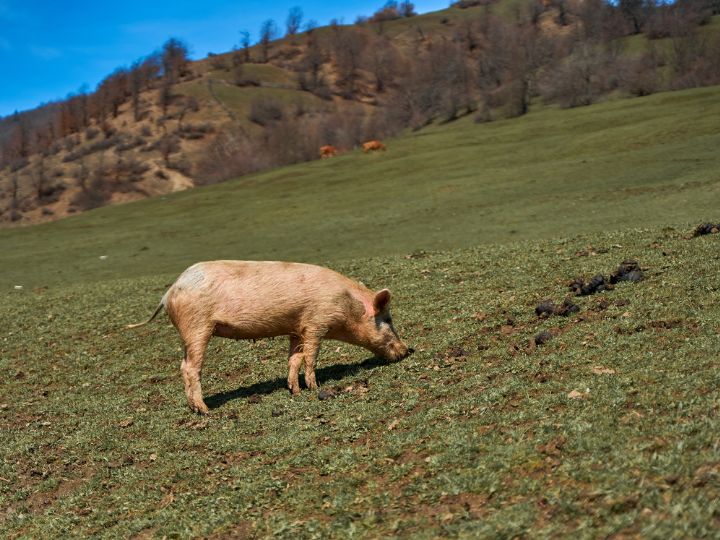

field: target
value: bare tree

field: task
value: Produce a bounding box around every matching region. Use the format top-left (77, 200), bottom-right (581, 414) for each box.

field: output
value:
top-left (161, 38), bottom-right (190, 84)
top-left (9, 113), bottom-right (30, 159)
top-left (286, 7), bottom-right (304, 40)
top-left (239, 30), bottom-right (251, 62)
top-left (158, 78), bottom-right (173, 116)
top-left (366, 35), bottom-right (399, 92)
top-left (10, 173), bottom-right (19, 209)
top-left (329, 27), bottom-right (367, 97)
top-left (259, 19), bottom-right (278, 63)
top-left (399, 1), bottom-right (417, 17)
top-left (157, 135), bottom-right (181, 167)
top-left (474, 13), bottom-right (512, 121)
top-left (429, 40), bottom-right (473, 121)
top-left (177, 96), bottom-right (199, 130)
top-left (619, 0), bottom-right (647, 34)
top-left (506, 24), bottom-right (554, 117)
top-left (298, 32), bottom-right (327, 92)
top-left (542, 42), bottom-right (607, 107)
top-left (232, 52), bottom-right (246, 86)
top-left (33, 156), bottom-right (47, 201)
top-left (622, 42), bottom-right (662, 96)
top-left (77, 158), bottom-right (89, 192)
top-left (578, 0), bottom-right (609, 42)
top-left (553, 0), bottom-right (570, 26)
top-left (130, 61), bottom-right (144, 122)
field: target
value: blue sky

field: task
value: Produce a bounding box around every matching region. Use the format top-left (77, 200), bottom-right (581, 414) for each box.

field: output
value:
top-left (0, 0), bottom-right (448, 117)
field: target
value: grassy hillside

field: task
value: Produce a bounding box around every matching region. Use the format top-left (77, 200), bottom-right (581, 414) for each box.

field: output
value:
top-left (1, 83), bottom-right (719, 538)
top-left (2, 227), bottom-right (718, 538)
top-left (1, 85), bottom-right (719, 289)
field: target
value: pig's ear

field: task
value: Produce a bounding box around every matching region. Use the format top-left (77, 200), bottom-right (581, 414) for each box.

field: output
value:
top-left (373, 289), bottom-right (392, 315)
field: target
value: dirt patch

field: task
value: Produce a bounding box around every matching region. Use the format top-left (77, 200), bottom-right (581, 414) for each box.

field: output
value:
top-left (206, 521), bottom-right (255, 540)
top-left (26, 477), bottom-right (87, 515)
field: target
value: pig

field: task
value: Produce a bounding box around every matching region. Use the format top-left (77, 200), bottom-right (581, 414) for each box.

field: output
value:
top-left (127, 261), bottom-right (412, 414)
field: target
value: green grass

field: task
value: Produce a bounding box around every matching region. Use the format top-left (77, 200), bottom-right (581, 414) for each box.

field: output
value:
top-left (1, 85), bottom-right (719, 290)
top-left (211, 84), bottom-right (324, 114)
top-left (208, 64), bottom-right (297, 87)
top-left (1, 84), bottom-right (720, 538)
top-left (2, 227), bottom-right (719, 538)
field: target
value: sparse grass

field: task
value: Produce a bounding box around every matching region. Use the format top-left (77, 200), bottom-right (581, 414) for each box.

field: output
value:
top-left (1, 85), bottom-right (719, 289)
top-left (208, 64), bottom-right (297, 88)
top-left (211, 84), bottom-right (324, 115)
top-left (1, 84), bottom-right (720, 538)
top-left (1, 227), bottom-right (719, 538)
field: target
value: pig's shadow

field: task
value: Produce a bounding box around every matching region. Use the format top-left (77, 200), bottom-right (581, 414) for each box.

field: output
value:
top-left (204, 356), bottom-right (389, 410)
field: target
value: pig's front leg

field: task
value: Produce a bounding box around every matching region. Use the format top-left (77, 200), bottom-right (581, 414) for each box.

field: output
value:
top-left (287, 336), bottom-right (304, 395)
top-left (303, 336), bottom-right (321, 391)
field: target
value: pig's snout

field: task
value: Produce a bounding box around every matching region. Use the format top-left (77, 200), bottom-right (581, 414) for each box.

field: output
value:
top-left (386, 342), bottom-right (412, 362)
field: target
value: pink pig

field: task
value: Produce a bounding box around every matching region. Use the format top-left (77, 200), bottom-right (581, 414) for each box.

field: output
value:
top-left (128, 261), bottom-right (411, 414)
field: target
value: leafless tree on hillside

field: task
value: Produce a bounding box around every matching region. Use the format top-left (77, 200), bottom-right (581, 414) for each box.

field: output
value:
top-left (232, 56), bottom-right (246, 86)
top-left (158, 79), bottom-right (173, 116)
top-left (399, 1), bottom-right (417, 17)
top-left (329, 27), bottom-right (367, 97)
top-left (239, 31), bottom-right (252, 62)
top-left (10, 173), bottom-right (19, 209)
top-left (619, 0), bottom-right (647, 34)
top-left (130, 61), bottom-right (144, 122)
top-left (505, 24), bottom-right (555, 117)
top-left (9, 114), bottom-right (30, 159)
top-left (577, 0), bottom-right (609, 42)
top-left (259, 19), bottom-right (279, 63)
top-left (286, 7), bottom-right (304, 40)
top-left (297, 32), bottom-right (328, 93)
top-left (32, 156), bottom-right (47, 201)
top-left (161, 38), bottom-right (190, 84)
top-left (77, 158), bottom-right (89, 192)
top-left (366, 35), bottom-right (400, 92)
top-left (157, 134), bottom-right (181, 167)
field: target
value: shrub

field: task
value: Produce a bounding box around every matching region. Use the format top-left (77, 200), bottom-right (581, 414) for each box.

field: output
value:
top-left (85, 127), bottom-right (100, 141)
top-left (249, 98), bottom-right (285, 125)
top-left (38, 183), bottom-right (66, 204)
top-left (116, 136), bottom-right (144, 152)
top-left (209, 54), bottom-right (228, 70)
top-left (452, 0), bottom-right (494, 8)
top-left (178, 123), bottom-right (215, 140)
top-left (9, 158), bottom-right (28, 172)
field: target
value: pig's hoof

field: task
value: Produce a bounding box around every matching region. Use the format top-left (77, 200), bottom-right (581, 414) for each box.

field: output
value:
top-left (190, 401), bottom-right (210, 415)
top-left (288, 385), bottom-right (301, 396)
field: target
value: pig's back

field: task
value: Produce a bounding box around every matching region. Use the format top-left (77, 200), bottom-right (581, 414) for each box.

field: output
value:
top-left (171, 261), bottom-right (361, 336)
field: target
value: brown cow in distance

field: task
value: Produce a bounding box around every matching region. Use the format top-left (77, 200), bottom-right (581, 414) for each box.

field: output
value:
top-left (362, 140), bottom-right (386, 153)
top-left (319, 145), bottom-right (338, 159)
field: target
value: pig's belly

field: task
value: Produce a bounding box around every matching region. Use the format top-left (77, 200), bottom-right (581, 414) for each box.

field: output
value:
top-left (212, 320), bottom-right (294, 340)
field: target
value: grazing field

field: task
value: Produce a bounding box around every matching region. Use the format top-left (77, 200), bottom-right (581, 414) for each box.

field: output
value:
top-left (1, 86), bottom-right (720, 289)
top-left (2, 228), bottom-right (719, 538)
top-left (1, 85), bottom-right (719, 538)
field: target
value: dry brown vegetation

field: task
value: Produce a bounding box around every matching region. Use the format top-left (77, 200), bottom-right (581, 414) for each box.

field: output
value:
top-left (1, 0), bottom-right (720, 224)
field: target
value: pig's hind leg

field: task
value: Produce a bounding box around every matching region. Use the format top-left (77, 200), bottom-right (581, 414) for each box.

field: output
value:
top-left (181, 327), bottom-right (213, 414)
top-left (287, 336), bottom-right (304, 395)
